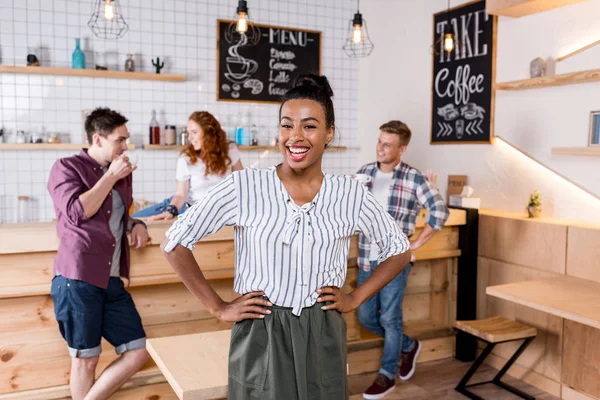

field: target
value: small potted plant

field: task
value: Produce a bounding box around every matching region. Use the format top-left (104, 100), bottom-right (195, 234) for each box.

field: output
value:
top-left (527, 189), bottom-right (542, 218)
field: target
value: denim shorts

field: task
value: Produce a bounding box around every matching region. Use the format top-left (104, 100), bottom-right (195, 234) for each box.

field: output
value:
top-left (51, 276), bottom-right (147, 358)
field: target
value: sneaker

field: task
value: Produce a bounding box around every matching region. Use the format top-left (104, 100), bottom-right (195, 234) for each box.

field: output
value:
top-left (399, 339), bottom-right (422, 381)
top-left (362, 373), bottom-right (396, 399)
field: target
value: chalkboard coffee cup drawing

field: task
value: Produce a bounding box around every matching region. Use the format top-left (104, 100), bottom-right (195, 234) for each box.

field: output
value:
top-left (352, 174), bottom-right (372, 185)
top-left (218, 20), bottom-right (321, 104)
top-left (430, 0), bottom-right (497, 144)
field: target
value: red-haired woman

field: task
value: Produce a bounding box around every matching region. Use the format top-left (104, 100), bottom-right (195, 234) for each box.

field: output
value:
top-left (133, 111), bottom-right (243, 219)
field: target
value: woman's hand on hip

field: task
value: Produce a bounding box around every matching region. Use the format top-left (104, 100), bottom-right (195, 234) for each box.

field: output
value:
top-left (215, 291), bottom-right (272, 322)
top-left (316, 286), bottom-right (359, 313)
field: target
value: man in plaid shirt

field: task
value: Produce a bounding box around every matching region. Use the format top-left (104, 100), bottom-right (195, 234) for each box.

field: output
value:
top-left (358, 120), bottom-right (449, 400)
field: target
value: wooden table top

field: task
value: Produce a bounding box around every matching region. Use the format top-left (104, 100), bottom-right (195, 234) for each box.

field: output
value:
top-left (486, 276), bottom-right (600, 330)
top-left (147, 330), bottom-right (232, 400)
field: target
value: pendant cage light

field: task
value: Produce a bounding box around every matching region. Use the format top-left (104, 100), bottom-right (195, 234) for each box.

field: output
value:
top-left (431, 0), bottom-right (460, 55)
top-left (225, 0), bottom-right (261, 46)
top-left (343, 0), bottom-right (374, 58)
top-left (88, 0), bottom-right (129, 40)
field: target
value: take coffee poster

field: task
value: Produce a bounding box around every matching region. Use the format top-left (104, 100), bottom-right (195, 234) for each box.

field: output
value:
top-left (431, 0), bottom-right (497, 144)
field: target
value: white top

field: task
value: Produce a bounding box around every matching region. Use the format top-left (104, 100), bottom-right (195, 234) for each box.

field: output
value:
top-left (369, 170), bottom-right (395, 261)
top-left (165, 167), bottom-right (410, 316)
top-left (175, 142), bottom-right (241, 205)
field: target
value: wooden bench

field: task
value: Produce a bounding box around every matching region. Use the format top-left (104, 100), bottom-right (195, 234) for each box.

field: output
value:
top-left (454, 316), bottom-right (537, 400)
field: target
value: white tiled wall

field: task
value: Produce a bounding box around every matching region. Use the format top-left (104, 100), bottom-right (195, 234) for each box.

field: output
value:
top-left (0, 0), bottom-right (359, 223)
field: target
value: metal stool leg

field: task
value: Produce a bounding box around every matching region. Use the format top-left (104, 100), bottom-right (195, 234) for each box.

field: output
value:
top-left (455, 336), bottom-right (537, 400)
top-left (455, 341), bottom-right (496, 400)
top-left (491, 337), bottom-right (536, 400)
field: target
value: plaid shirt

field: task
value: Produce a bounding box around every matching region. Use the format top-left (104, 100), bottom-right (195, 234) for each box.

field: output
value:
top-left (357, 161), bottom-right (450, 272)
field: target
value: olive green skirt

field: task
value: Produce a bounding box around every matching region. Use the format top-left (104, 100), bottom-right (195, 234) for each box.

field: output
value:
top-left (228, 301), bottom-right (348, 400)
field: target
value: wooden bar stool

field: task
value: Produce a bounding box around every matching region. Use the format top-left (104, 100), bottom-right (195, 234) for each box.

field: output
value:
top-left (453, 316), bottom-right (537, 400)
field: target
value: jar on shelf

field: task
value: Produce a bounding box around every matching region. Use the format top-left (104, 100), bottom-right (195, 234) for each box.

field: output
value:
top-left (17, 196), bottom-right (32, 223)
top-left (16, 131), bottom-right (27, 144)
top-left (165, 125), bottom-right (177, 145)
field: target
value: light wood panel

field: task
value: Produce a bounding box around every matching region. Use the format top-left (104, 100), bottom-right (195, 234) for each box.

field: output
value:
top-left (0, 65), bottom-right (185, 81)
top-left (486, 0), bottom-right (587, 17)
top-left (478, 257), bottom-right (563, 382)
top-left (478, 214), bottom-right (567, 274)
top-left (566, 226), bottom-right (600, 284)
top-left (484, 352), bottom-right (562, 397)
top-left (562, 320), bottom-right (600, 398)
top-left (347, 336), bottom-right (454, 375)
top-left (487, 276), bottom-right (600, 330)
top-left (495, 68), bottom-right (600, 91)
top-left (552, 147), bottom-right (600, 157)
top-left (0, 209), bottom-right (466, 255)
top-left (108, 383), bottom-right (178, 400)
top-left (562, 385), bottom-right (600, 400)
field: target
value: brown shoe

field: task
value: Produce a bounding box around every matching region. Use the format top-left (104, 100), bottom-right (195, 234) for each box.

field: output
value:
top-left (399, 339), bottom-right (422, 381)
top-left (362, 373), bottom-right (395, 399)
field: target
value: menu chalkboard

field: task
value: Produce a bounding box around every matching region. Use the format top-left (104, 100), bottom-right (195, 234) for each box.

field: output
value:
top-left (217, 20), bottom-right (321, 104)
top-left (430, 0), bottom-right (496, 144)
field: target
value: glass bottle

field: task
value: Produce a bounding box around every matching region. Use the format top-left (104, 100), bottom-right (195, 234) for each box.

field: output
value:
top-left (149, 110), bottom-right (160, 145)
top-left (72, 38), bottom-right (85, 69)
top-left (124, 54), bottom-right (135, 72)
top-left (165, 125), bottom-right (176, 145)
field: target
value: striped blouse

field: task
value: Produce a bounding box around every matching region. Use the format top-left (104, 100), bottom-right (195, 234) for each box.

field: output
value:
top-left (164, 166), bottom-right (410, 316)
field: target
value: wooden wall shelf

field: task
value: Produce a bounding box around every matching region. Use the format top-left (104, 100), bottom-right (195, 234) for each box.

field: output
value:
top-left (0, 65), bottom-right (186, 82)
top-left (552, 147), bottom-right (600, 156)
top-left (495, 68), bottom-right (600, 90)
top-left (143, 144), bottom-right (348, 152)
top-left (486, 0), bottom-right (587, 18)
top-left (0, 143), bottom-right (135, 150)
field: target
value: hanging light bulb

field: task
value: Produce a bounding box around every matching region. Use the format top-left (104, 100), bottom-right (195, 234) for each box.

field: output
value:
top-left (225, 0), bottom-right (260, 46)
top-left (236, 12), bottom-right (248, 34)
top-left (352, 23), bottom-right (362, 44)
top-left (104, 0), bottom-right (115, 21)
top-left (430, 0), bottom-right (460, 56)
top-left (343, 0), bottom-right (374, 58)
top-left (444, 33), bottom-right (455, 52)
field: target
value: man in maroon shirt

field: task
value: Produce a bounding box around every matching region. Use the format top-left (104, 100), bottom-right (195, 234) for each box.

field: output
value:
top-left (48, 108), bottom-right (150, 400)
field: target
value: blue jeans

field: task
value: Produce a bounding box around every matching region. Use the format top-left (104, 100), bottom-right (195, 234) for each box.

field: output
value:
top-left (131, 196), bottom-right (189, 218)
top-left (357, 261), bottom-right (415, 379)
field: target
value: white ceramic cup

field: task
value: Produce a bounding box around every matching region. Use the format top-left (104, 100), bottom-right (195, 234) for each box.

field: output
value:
top-left (353, 174), bottom-right (372, 185)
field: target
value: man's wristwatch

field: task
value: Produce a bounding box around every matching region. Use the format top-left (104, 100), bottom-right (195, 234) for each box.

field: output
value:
top-left (165, 205), bottom-right (178, 217)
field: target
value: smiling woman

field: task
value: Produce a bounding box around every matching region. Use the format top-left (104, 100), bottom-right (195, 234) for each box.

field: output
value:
top-left (161, 74), bottom-right (412, 400)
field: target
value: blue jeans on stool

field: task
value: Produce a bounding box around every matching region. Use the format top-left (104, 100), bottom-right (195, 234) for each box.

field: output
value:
top-left (357, 260), bottom-right (415, 379)
top-left (131, 196), bottom-right (189, 218)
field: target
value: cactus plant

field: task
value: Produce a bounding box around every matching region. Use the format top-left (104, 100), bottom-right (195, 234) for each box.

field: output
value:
top-left (152, 57), bottom-right (164, 74)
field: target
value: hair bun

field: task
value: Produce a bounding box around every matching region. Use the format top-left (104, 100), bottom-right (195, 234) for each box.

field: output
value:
top-left (293, 74), bottom-right (334, 97)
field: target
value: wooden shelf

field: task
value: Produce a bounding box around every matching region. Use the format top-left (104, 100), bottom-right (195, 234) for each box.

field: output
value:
top-left (495, 68), bottom-right (600, 91)
top-left (0, 143), bottom-right (135, 150)
top-left (0, 65), bottom-right (185, 82)
top-left (552, 147), bottom-right (600, 156)
top-left (143, 144), bottom-right (348, 152)
top-left (486, 0), bottom-right (587, 18)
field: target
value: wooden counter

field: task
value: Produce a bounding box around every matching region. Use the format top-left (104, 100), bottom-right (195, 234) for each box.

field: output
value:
top-left (0, 209), bottom-right (465, 399)
top-left (478, 210), bottom-right (600, 400)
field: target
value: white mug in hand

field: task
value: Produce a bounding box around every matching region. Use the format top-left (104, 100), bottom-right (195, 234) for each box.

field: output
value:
top-left (123, 151), bottom-right (138, 168)
top-left (352, 174), bottom-right (372, 185)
